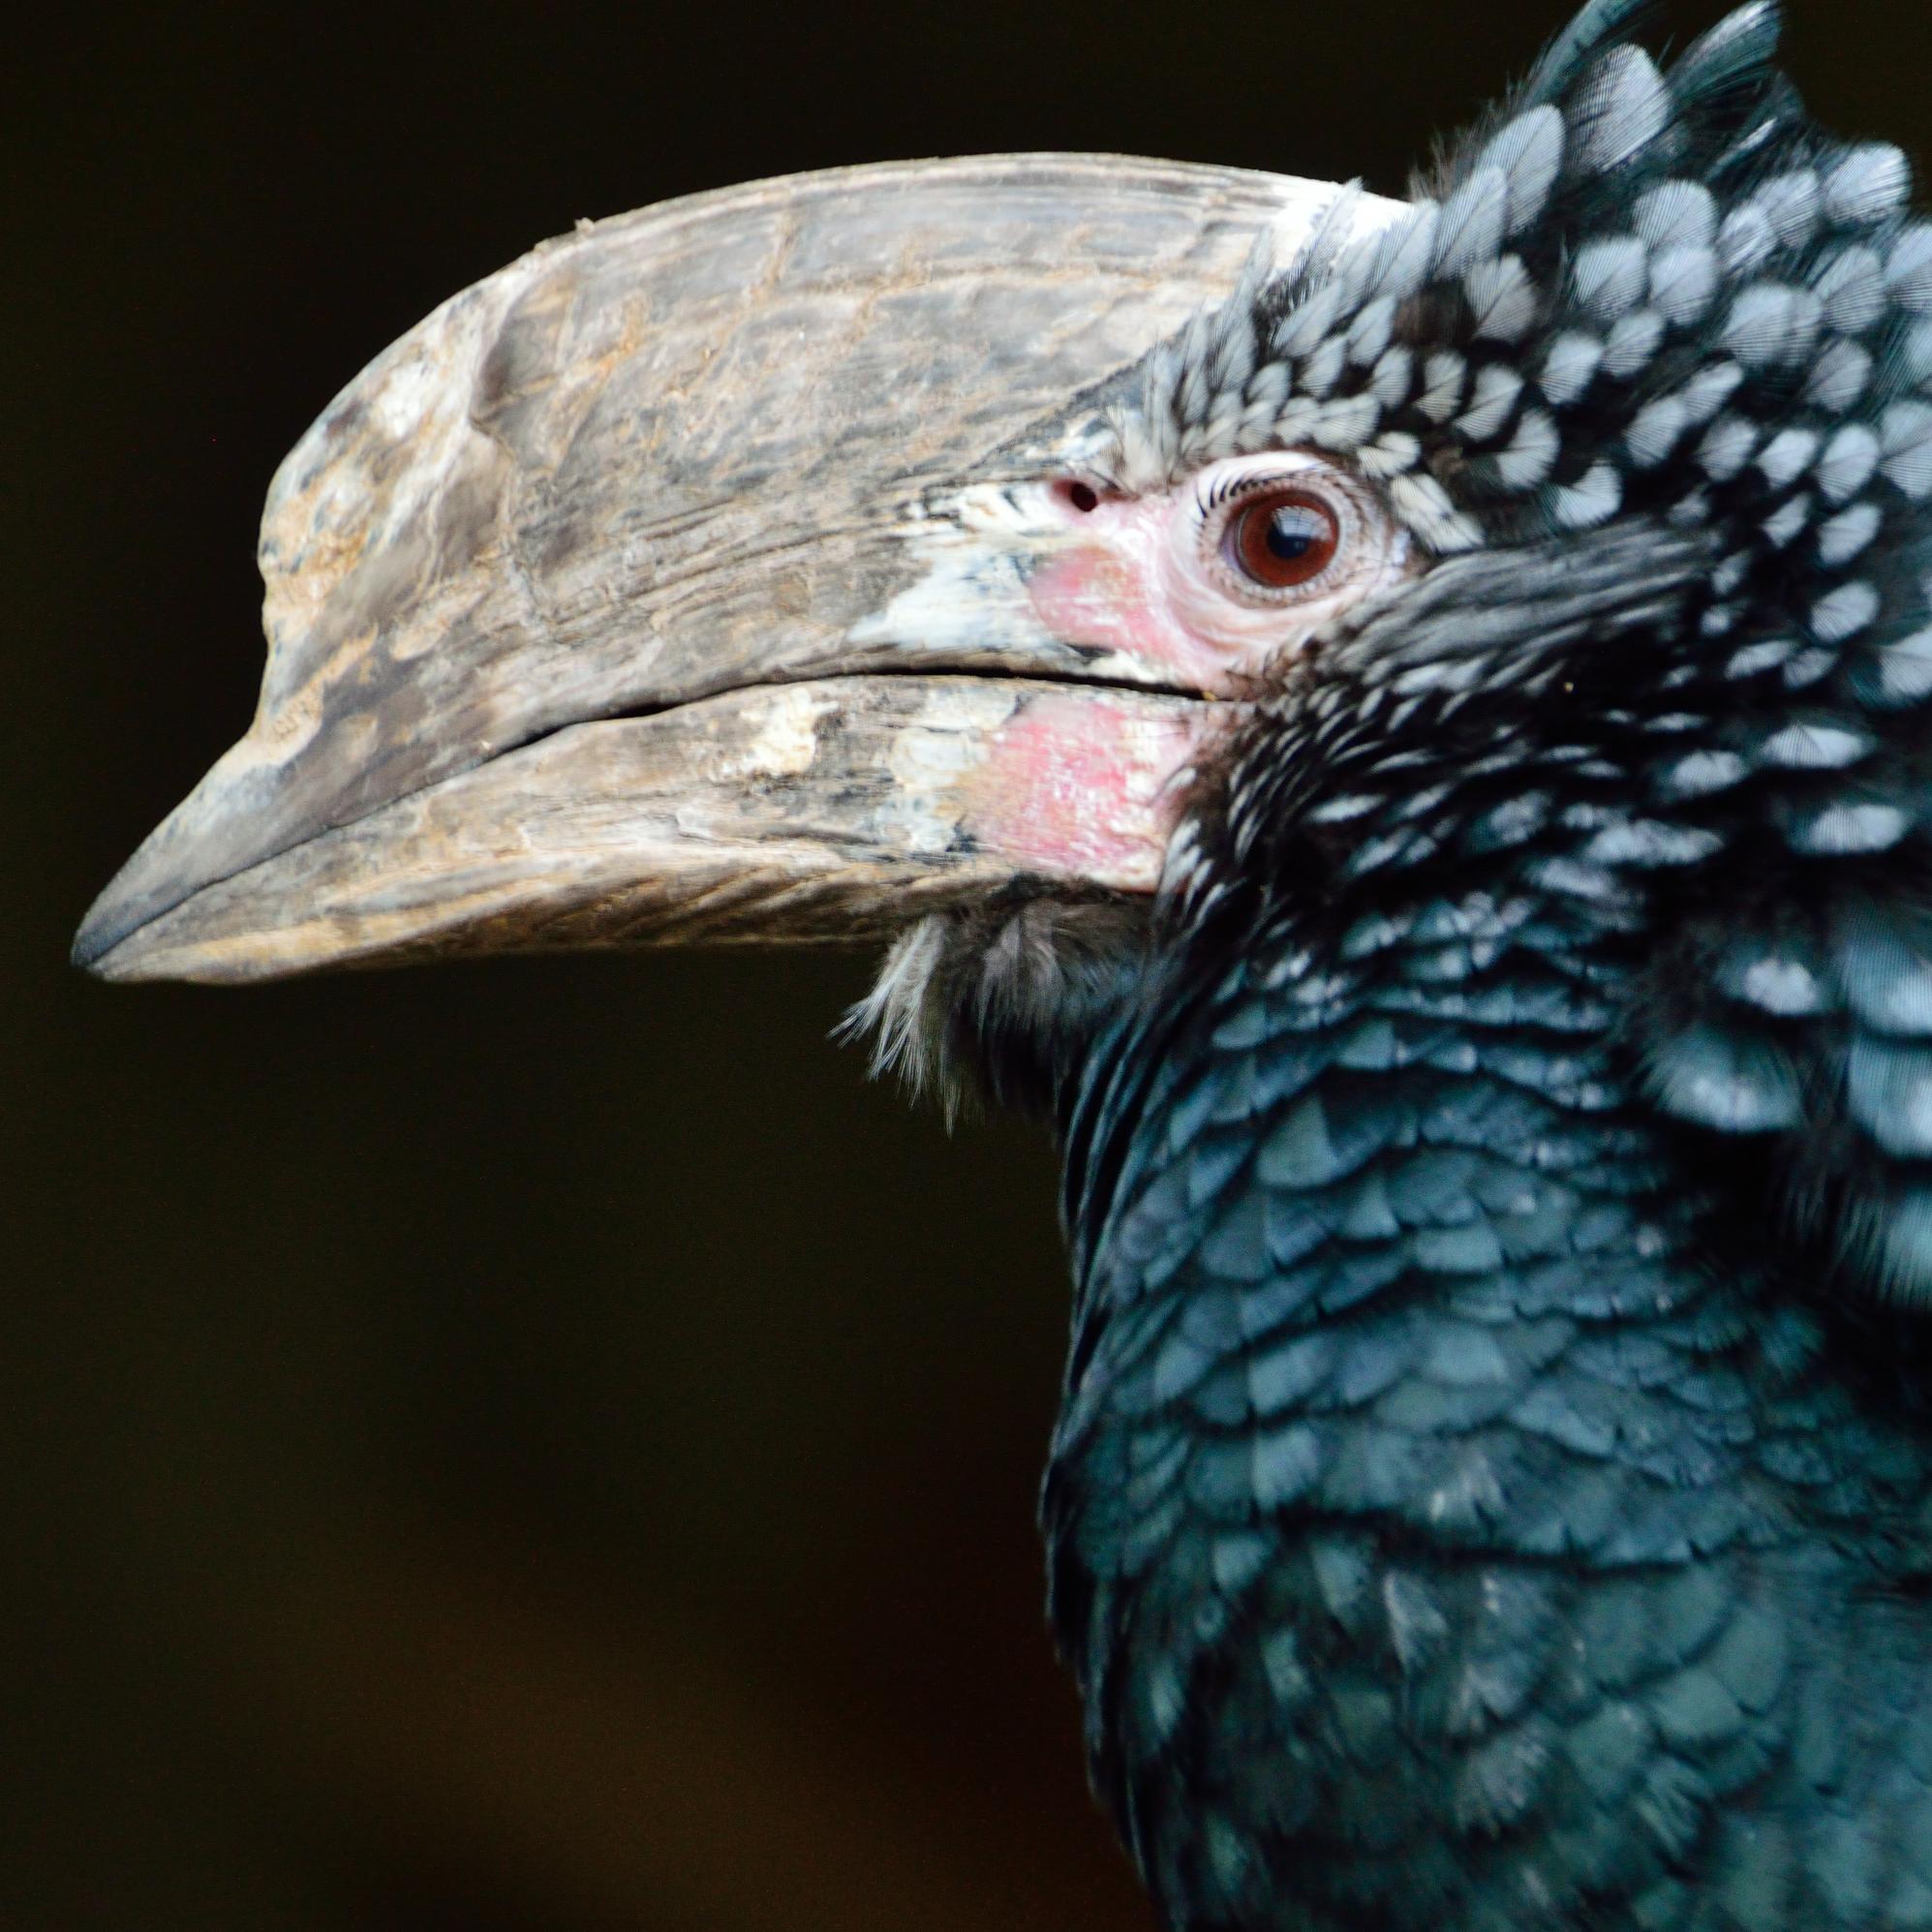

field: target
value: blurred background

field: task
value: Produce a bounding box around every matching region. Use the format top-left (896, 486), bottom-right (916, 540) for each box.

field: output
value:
top-left (10, 1), bottom-right (1930, 1924)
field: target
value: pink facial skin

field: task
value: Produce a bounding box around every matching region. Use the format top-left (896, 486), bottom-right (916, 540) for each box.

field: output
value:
top-left (1025, 456), bottom-right (1409, 698)
top-left (960, 454), bottom-right (1404, 891)
top-left (1027, 495), bottom-right (1243, 693)
top-left (960, 691), bottom-right (1221, 891)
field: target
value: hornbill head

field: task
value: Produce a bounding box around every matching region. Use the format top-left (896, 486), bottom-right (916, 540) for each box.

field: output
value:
top-left (76, 0), bottom-right (1932, 1312)
top-left (71, 155), bottom-right (1399, 1101)
top-left (72, 150), bottom-right (1417, 1119)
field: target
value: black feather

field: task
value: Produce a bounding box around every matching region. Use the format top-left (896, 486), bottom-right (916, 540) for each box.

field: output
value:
top-left (854, 6), bottom-right (1932, 1922)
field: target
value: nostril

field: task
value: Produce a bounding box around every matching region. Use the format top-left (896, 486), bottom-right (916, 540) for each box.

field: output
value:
top-left (1057, 479), bottom-right (1100, 515)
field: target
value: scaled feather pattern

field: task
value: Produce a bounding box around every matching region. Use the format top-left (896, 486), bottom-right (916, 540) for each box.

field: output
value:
top-left (1100, 0), bottom-right (1932, 1307)
top-left (983, 4), bottom-right (1932, 1927)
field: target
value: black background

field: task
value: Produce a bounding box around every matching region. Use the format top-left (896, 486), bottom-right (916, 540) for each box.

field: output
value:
top-left (12, 3), bottom-right (1930, 1926)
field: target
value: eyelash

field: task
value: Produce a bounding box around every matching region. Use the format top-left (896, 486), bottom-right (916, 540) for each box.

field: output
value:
top-left (1194, 468), bottom-right (1287, 519)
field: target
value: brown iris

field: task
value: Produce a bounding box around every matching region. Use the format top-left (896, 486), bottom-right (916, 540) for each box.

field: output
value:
top-left (1227, 487), bottom-right (1340, 589)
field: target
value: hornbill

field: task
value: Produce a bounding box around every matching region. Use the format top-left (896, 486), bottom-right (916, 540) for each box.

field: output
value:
top-left (73, 0), bottom-right (1932, 1922)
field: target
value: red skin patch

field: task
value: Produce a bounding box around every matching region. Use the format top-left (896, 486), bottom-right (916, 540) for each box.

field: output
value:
top-left (958, 692), bottom-right (1220, 891)
top-left (1025, 495), bottom-right (1247, 693)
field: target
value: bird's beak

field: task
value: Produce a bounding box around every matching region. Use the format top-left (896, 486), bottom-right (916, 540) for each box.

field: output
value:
top-left (75, 156), bottom-right (1371, 984)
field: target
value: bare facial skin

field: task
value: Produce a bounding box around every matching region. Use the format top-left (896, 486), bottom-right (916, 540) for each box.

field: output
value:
top-left (1027, 453), bottom-right (1411, 690)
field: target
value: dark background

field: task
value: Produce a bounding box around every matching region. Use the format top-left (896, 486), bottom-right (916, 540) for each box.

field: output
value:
top-left (10, 2), bottom-right (1929, 1925)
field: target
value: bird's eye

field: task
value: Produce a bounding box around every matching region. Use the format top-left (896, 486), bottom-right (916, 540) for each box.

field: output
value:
top-left (1225, 487), bottom-right (1341, 590)
top-left (1145, 454), bottom-right (1397, 663)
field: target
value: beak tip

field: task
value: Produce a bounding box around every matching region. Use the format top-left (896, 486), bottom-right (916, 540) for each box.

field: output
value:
top-left (71, 903), bottom-right (218, 986)
top-left (72, 770), bottom-right (256, 983)
top-left (72, 879), bottom-right (120, 970)
top-left (72, 843), bottom-right (189, 982)
top-left (72, 892), bottom-right (139, 981)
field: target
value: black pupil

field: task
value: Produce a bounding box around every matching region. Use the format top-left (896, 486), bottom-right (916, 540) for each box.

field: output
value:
top-left (1265, 504), bottom-right (1324, 561)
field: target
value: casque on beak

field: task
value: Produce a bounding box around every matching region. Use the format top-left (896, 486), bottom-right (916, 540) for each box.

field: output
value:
top-left (74, 155), bottom-right (1378, 985)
